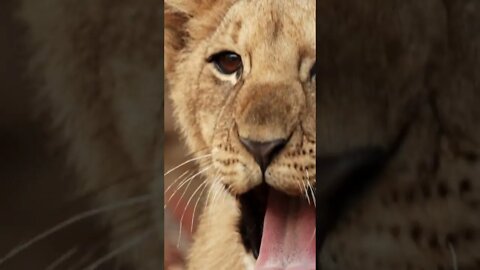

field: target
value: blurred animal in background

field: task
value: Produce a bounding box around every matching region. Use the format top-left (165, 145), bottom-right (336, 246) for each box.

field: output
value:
top-left (7, 0), bottom-right (480, 270)
top-left (317, 1), bottom-right (480, 269)
top-left (6, 0), bottom-right (173, 269)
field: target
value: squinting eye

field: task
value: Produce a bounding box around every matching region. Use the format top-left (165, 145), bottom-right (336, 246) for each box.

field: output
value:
top-left (310, 61), bottom-right (317, 79)
top-left (208, 51), bottom-right (243, 75)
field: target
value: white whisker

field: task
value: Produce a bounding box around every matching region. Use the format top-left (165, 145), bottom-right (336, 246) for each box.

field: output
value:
top-left (308, 184), bottom-right (316, 208)
top-left (67, 244), bottom-right (104, 270)
top-left (164, 154), bottom-right (212, 177)
top-left (0, 195), bottom-right (151, 266)
top-left (164, 169), bottom-right (191, 194)
top-left (301, 180), bottom-right (311, 205)
top-left (191, 180), bottom-right (209, 234)
top-left (172, 170), bottom-right (197, 212)
top-left (203, 177), bottom-right (219, 211)
top-left (164, 166), bottom-right (211, 209)
top-left (305, 169), bottom-right (316, 208)
top-left (210, 181), bottom-right (224, 209)
top-left (220, 182), bottom-right (229, 204)
top-left (177, 178), bottom-right (210, 248)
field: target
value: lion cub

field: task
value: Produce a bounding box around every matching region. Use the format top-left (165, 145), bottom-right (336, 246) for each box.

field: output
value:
top-left (165, 0), bottom-right (316, 269)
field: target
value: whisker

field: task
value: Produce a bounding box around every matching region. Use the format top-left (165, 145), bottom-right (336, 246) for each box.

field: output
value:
top-left (82, 229), bottom-right (154, 270)
top-left (220, 181), bottom-right (229, 204)
top-left (209, 181), bottom-right (224, 210)
top-left (42, 222), bottom-right (116, 270)
top-left (173, 169), bottom-right (202, 212)
top-left (164, 166), bottom-right (211, 208)
top-left (68, 148), bottom-right (208, 212)
top-left (203, 177), bottom-right (217, 210)
top-left (307, 181), bottom-right (316, 208)
top-left (0, 195), bottom-right (151, 266)
top-left (295, 180), bottom-right (304, 197)
top-left (69, 170), bottom-right (150, 203)
top-left (203, 177), bottom-right (222, 213)
top-left (301, 180), bottom-right (311, 205)
top-left (46, 247), bottom-right (78, 270)
top-left (164, 154), bottom-right (212, 177)
top-left (76, 144), bottom-right (208, 207)
top-left (448, 242), bottom-right (458, 270)
top-left (67, 250), bottom-right (98, 270)
top-left (66, 238), bottom-right (108, 270)
top-left (65, 213), bottom-right (150, 270)
top-left (164, 169), bottom-right (192, 195)
top-left (165, 147), bottom-right (209, 162)
top-left (31, 171), bottom-right (151, 229)
top-left (191, 180), bottom-right (209, 234)
top-left (304, 169), bottom-right (312, 205)
top-left (177, 178), bottom-right (209, 248)
top-left (172, 170), bottom-right (198, 213)
top-left (305, 169), bottom-right (316, 208)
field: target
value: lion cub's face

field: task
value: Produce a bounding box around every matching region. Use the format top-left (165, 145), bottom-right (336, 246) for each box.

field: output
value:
top-left (168, 0), bottom-right (316, 197)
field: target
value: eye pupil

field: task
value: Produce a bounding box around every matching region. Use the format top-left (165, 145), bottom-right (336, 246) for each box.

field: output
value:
top-left (210, 51), bottom-right (243, 74)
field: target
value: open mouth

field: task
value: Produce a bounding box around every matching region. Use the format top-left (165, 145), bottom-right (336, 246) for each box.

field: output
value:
top-left (238, 183), bottom-right (316, 270)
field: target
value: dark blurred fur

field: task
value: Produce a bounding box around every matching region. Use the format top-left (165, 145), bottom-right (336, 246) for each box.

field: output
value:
top-left (19, 0), bottom-right (164, 268)
top-left (318, 1), bottom-right (480, 269)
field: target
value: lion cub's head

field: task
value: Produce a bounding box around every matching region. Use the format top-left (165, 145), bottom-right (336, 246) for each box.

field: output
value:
top-left (166, 0), bottom-right (315, 195)
top-left (165, 0), bottom-right (316, 266)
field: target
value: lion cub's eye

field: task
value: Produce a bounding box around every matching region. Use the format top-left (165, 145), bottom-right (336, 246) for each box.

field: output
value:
top-left (208, 51), bottom-right (243, 75)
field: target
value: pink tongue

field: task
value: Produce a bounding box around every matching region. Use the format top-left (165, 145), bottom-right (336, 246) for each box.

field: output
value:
top-left (255, 189), bottom-right (316, 270)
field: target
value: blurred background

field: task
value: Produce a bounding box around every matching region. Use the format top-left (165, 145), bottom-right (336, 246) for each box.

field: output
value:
top-left (0, 0), bottom-right (111, 269)
top-left (0, 0), bottom-right (193, 269)
top-left (164, 93), bottom-right (196, 270)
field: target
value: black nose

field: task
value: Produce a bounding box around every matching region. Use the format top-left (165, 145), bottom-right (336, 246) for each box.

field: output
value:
top-left (239, 138), bottom-right (287, 173)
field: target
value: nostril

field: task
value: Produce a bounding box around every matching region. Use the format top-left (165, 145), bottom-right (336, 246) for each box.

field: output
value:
top-left (239, 137), bottom-right (287, 173)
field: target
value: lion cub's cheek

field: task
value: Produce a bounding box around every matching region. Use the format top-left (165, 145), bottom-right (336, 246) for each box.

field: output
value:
top-left (266, 131), bottom-right (316, 195)
top-left (211, 131), bottom-right (264, 194)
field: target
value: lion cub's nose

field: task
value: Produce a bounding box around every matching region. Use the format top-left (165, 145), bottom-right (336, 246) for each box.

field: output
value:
top-left (239, 138), bottom-right (287, 173)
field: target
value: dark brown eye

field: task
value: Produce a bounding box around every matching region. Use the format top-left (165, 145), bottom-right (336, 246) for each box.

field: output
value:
top-left (208, 51), bottom-right (243, 75)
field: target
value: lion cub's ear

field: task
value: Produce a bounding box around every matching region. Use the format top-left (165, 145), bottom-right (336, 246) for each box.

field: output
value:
top-left (164, 0), bottom-right (232, 76)
top-left (164, 0), bottom-right (218, 75)
top-left (164, 2), bottom-right (190, 76)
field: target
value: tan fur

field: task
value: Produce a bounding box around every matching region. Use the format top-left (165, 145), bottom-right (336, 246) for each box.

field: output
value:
top-left (19, 0), bottom-right (163, 269)
top-left (165, 0), bottom-right (316, 269)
